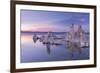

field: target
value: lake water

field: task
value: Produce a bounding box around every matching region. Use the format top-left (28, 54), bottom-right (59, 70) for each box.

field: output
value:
top-left (21, 32), bottom-right (89, 63)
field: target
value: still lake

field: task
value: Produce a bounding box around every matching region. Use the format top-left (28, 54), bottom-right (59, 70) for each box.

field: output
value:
top-left (21, 32), bottom-right (89, 63)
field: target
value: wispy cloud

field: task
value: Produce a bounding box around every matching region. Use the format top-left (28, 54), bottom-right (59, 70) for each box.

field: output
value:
top-left (21, 10), bottom-right (89, 32)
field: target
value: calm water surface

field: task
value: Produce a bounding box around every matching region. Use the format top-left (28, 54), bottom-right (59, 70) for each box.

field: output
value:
top-left (21, 33), bottom-right (89, 63)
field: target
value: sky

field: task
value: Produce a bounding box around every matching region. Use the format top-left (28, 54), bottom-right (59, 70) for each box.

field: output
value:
top-left (21, 9), bottom-right (89, 32)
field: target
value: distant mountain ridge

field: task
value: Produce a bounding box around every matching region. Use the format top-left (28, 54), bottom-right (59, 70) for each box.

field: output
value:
top-left (21, 31), bottom-right (89, 34)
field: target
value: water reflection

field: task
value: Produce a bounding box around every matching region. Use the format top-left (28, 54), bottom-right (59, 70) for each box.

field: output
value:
top-left (43, 42), bottom-right (63, 55)
top-left (66, 41), bottom-right (82, 58)
top-left (32, 34), bottom-right (89, 59)
top-left (21, 33), bottom-right (89, 63)
top-left (32, 37), bottom-right (87, 59)
top-left (45, 42), bottom-right (51, 54)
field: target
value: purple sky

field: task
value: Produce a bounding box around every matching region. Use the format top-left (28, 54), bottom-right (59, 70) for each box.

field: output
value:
top-left (21, 10), bottom-right (89, 32)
